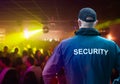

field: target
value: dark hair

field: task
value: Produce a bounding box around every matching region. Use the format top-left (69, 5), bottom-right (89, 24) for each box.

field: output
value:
top-left (2, 69), bottom-right (19, 84)
top-left (13, 57), bottom-right (23, 67)
top-left (22, 50), bottom-right (28, 56)
top-left (27, 57), bottom-right (35, 65)
top-left (0, 57), bottom-right (11, 66)
top-left (35, 50), bottom-right (40, 55)
top-left (23, 71), bottom-right (38, 84)
top-left (4, 46), bottom-right (8, 49)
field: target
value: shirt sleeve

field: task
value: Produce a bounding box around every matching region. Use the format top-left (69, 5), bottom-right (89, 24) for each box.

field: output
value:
top-left (42, 43), bottom-right (64, 84)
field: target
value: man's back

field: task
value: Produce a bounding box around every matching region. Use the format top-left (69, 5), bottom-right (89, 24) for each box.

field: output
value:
top-left (60, 28), bottom-right (119, 84)
top-left (42, 8), bottom-right (120, 84)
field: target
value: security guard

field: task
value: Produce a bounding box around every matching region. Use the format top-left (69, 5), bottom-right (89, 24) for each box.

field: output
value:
top-left (42, 7), bottom-right (120, 84)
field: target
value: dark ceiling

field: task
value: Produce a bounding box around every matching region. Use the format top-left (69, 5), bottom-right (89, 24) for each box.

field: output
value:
top-left (0, 0), bottom-right (120, 22)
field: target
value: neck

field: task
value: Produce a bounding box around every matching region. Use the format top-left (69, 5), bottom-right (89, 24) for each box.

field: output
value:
top-left (78, 20), bottom-right (96, 29)
top-left (79, 25), bottom-right (94, 29)
top-left (79, 25), bottom-right (94, 28)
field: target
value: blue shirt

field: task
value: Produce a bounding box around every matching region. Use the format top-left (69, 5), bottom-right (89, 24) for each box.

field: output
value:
top-left (42, 28), bottom-right (120, 84)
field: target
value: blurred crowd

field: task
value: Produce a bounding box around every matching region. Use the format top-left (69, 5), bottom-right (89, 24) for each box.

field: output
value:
top-left (0, 45), bottom-right (119, 84)
top-left (0, 45), bottom-right (56, 84)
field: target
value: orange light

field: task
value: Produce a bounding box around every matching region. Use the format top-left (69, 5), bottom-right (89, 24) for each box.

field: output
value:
top-left (107, 34), bottom-right (113, 40)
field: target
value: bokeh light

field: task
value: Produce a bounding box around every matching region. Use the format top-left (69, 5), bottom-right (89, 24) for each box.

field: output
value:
top-left (107, 34), bottom-right (113, 40)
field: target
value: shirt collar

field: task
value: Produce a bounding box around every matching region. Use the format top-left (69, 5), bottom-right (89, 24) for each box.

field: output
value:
top-left (75, 28), bottom-right (101, 36)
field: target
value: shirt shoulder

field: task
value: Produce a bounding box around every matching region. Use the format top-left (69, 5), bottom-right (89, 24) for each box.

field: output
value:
top-left (60, 36), bottom-right (77, 44)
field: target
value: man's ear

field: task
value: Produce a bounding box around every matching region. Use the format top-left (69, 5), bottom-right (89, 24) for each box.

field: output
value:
top-left (78, 19), bottom-right (81, 27)
top-left (94, 20), bottom-right (98, 26)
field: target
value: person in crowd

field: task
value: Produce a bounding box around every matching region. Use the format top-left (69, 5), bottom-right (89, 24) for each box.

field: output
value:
top-left (22, 50), bottom-right (29, 64)
top-left (42, 7), bottom-right (120, 84)
top-left (0, 57), bottom-right (19, 84)
top-left (34, 50), bottom-right (44, 69)
top-left (22, 57), bottom-right (43, 84)
top-left (12, 57), bottom-right (26, 84)
top-left (2, 46), bottom-right (10, 58)
top-left (28, 48), bottom-right (34, 58)
top-left (10, 47), bottom-right (21, 65)
top-left (41, 50), bottom-right (50, 69)
top-left (11, 47), bottom-right (20, 58)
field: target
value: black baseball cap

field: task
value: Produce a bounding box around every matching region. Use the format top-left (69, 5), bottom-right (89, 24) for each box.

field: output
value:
top-left (78, 7), bottom-right (97, 22)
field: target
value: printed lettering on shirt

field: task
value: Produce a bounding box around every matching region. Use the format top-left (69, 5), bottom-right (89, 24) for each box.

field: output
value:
top-left (74, 48), bottom-right (109, 55)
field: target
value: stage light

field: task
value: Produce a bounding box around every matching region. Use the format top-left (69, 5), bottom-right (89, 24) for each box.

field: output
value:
top-left (23, 47), bottom-right (27, 50)
top-left (43, 26), bottom-right (49, 33)
top-left (49, 38), bottom-right (52, 42)
top-left (27, 44), bottom-right (31, 48)
top-left (24, 29), bottom-right (43, 39)
top-left (24, 29), bottom-right (29, 39)
top-left (40, 48), bottom-right (43, 54)
top-left (33, 47), bottom-right (37, 54)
